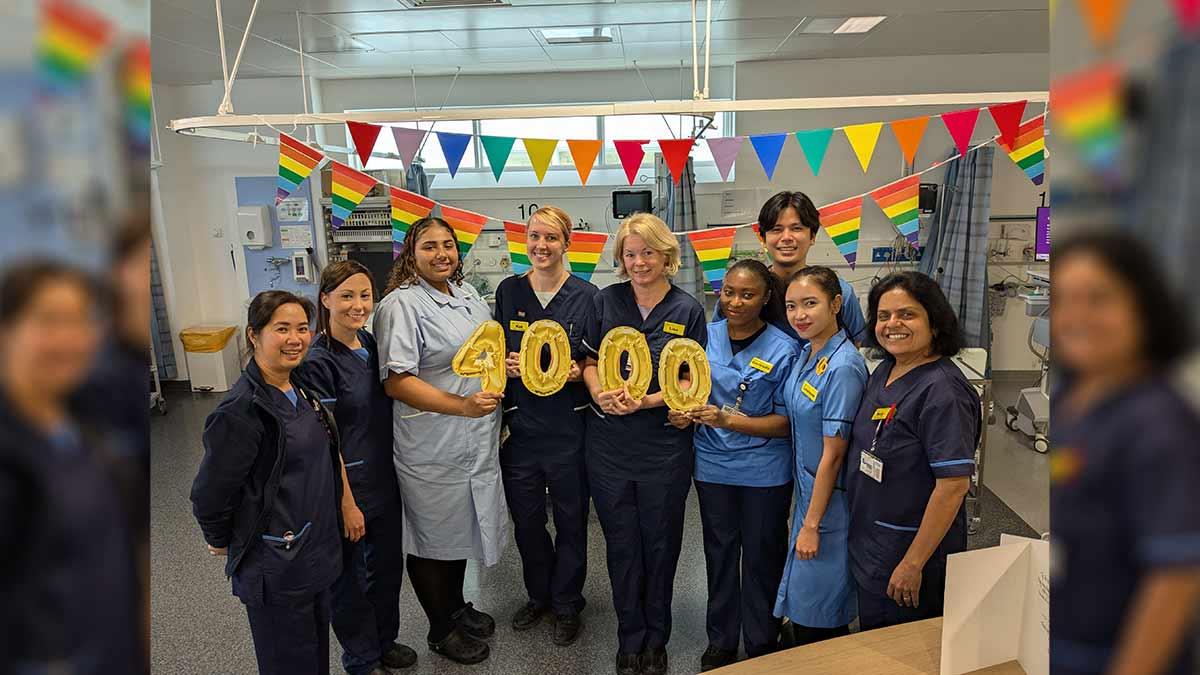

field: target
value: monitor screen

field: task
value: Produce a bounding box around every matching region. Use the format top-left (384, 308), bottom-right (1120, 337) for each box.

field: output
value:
top-left (348, 250), bottom-right (396, 295)
top-left (613, 190), bottom-right (653, 219)
top-left (1035, 206), bottom-right (1050, 261)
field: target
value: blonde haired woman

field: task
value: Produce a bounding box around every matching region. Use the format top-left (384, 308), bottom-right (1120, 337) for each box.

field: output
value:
top-left (581, 213), bottom-right (707, 675)
top-left (492, 206), bottom-right (598, 646)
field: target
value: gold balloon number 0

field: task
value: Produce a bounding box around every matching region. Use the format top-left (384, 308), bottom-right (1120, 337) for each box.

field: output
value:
top-left (520, 320), bottom-right (572, 396)
top-left (597, 328), bottom-right (711, 411)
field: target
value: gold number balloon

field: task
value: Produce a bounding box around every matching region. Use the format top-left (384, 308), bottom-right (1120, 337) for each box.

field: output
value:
top-left (596, 326), bottom-right (653, 400)
top-left (658, 338), bottom-right (712, 411)
top-left (519, 320), bottom-right (572, 396)
top-left (452, 320), bottom-right (507, 393)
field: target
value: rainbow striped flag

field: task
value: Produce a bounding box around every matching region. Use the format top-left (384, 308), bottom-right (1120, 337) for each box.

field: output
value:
top-left (440, 205), bottom-right (489, 259)
top-left (1001, 115), bottom-right (1046, 186)
top-left (686, 228), bottom-right (739, 292)
top-left (504, 221), bottom-right (530, 274)
top-left (276, 134), bottom-right (324, 205)
top-left (123, 39), bottom-right (152, 152)
top-left (1052, 63), bottom-right (1122, 174)
top-left (566, 231), bottom-right (609, 282)
top-left (38, 0), bottom-right (113, 92)
top-left (819, 197), bottom-right (863, 269)
top-left (330, 161), bottom-right (377, 229)
top-left (870, 175), bottom-right (921, 247)
top-left (389, 187), bottom-right (435, 257)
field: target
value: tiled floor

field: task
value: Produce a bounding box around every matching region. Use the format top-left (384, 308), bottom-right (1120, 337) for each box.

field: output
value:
top-left (151, 383), bottom-right (1042, 675)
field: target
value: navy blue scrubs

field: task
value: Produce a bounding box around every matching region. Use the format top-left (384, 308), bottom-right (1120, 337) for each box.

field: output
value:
top-left (845, 357), bottom-right (979, 631)
top-left (582, 281), bottom-right (707, 654)
top-left (715, 273), bottom-right (865, 345)
top-left (493, 273), bottom-right (598, 617)
top-left (1051, 378), bottom-right (1200, 675)
top-left (300, 330), bottom-right (406, 675)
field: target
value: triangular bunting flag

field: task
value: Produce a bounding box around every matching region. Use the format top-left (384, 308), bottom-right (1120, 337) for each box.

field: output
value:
top-left (1078, 0), bottom-right (1128, 48)
top-left (123, 39), bottom-right (153, 152)
top-left (566, 231), bottom-right (609, 282)
top-left (749, 133), bottom-right (788, 181)
top-left (1175, 0), bottom-right (1200, 32)
top-left (941, 108), bottom-right (982, 158)
top-left (1052, 63), bottom-right (1123, 173)
top-left (523, 138), bottom-right (559, 183)
top-left (686, 227), bottom-right (739, 292)
top-left (1001, 115), bottom-right (1047, 186)
top-left (504, 221), bottom-right (530, 274)
top-left (889, 117), bottom-right (929, 167)
top-left (794, 129), bottom-right (834, 176)
top-left (38, 0), bottom-right (114, 91)
top-left (389, 187), bottom-right (435, 258)
top-left (480, 135), bottom-right (516, 182)
top-left (440, 205), bottom-right (489, 259)
top-left (819, 196), bottom-right (863, 269)
top-left (566, 139), bottom-right (602, 185)
top-left (706, 136), bottom-right (742, 181)
top-left (347, 121), bottom-right (383, 168)
top-left (613, 140), bottom-right (648, 185)
top-left (391, 127), bottom-right (426, 171)
top-left (842, 122), bottom-right (884, 173)
top-left (988, 100), bottom-right (1028, 149)
top-left (436, 131), bottom-right (472, 177)
top-left (330, 161), bottom-right (378, 230)
top-left (276, 133), bottom-right (324, 205)
top-left (870, 175), bottom-right (922, 247)
top-left (658, 138), bottom-right (695, 184)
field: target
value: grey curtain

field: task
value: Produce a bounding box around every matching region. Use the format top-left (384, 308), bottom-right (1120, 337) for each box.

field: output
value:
top-left (659, 154), bottom-right (702, 301)
top-left (919, 146), bottom-right (994, 356)
top-left (150, 235), bottom-right (177, 379)
top-left (406, 162), bottom-right (431, 196)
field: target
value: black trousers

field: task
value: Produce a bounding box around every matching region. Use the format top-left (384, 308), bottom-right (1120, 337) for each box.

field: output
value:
top-left (406, 555), bottom-right (467, 643)
top-left (694, 479), bottom-right (792, 657)
top-left (856, 561), bottom-right (947, 631)
top-left (246, 587), bottom-right (332, 675)
top-left (330, 509), bottom-right (404, 675)
top-left (501, 454), bottom-right (589, 615)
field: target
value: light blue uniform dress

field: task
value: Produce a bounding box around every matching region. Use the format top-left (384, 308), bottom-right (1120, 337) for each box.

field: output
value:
top-left (373, 278), bottom-right (509, 567)
top-left (773, 328), bottom-right (868, 628)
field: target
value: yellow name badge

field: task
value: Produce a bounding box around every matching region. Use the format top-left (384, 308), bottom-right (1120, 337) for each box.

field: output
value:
top-left (872, 407), bottom-right (892, 421)
top-left (749, 357), bottom-right (774, 374)
top-left (663, 321), bottom-right (685, 336)
top-left (509, 320), bottom-right (529, 332)
top-left (801, 380), bottom-right (819, 401)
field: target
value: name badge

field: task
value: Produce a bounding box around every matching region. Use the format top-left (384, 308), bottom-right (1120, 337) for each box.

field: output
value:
top-left (663, 321), bottom-right (685, 336)
top-left (749, 357), bottom-right (774, 374)
top-left (509, 320), bottom-right (529, 332)
top-left (860, 450), bottom-right (884, 482)
top-left (871, 406), bottom-right (893, 421)
top-left (815, 356), bottom-right (829, 376)
top-left (720, 404), bottom-right (748, 417)
top-left (801, 380), bottom-right (819, 401)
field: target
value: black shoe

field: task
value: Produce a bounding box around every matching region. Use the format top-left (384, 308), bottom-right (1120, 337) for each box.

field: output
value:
top-left (700, 644), bottom-right (737, 671)
top-left (615, 652), bottom-right (640, 675)
top-left (380, 642), bottom-right (418, 669)
top-left (641, 647), bottom-right (668, 675)
top-left (452, 602), bottom-right (496, 639)
top-left (366, 668), bottom-right (391, 675)
top-left (553, 612), bottom-right (581, 646)
top-left (428, 626), bottom-right (490, 665)
top-left (511, 600), bottom-right (548, 631)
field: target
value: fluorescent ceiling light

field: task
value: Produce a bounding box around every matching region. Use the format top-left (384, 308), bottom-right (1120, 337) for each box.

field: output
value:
top-left (801, 16), bottom-right (886, 34)
top-left (540, 26), bottom-right (615, 44)
top-left (834, 16), bottom-right (887, 34)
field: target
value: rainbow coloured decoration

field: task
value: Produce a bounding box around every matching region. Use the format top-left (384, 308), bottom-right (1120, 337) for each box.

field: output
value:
top-left (686, 228), bottom-right (739, 292)
top-left (389, 187), bottom-right (435, 257)
top-left (1052, 63), bottom-right (1122, 174)
top-left (440, 205), bottom-right (489, 259)
top-left (123, 39), bottom-right (152, 152)
top-left (504, 221), bottom-right (530, 274)
top-left (330, 161), bottom-right (377, 229)
top-left (277, 134), bottom-right (325, 205)
top-left (566, 231), bottom-right (609, 282)
top-left (819, 197), bottom-right (863, 269)
top-left (870, 175), bottom-right (922, 247)
top-left (38, 0), bottom-right (113, 92)
top-left (1001, 115), bottom-right (1046, 186)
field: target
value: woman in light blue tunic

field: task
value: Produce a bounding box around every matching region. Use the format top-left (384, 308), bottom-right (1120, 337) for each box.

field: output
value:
top-left (774, 266), bottom-right (867, 645)
top-left (373, 217), bottom-right (508, 665)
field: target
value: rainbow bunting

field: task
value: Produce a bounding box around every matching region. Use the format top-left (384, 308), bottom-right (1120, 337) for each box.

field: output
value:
top-left (38, 0), bottom-right (113, 92)
top-left (686, 227), bottom-right (739, 292)
top-left (277, 133), bottom-right (325, 205)
top-left (123, 39), bottom-right (152, 152)
top-left (389, 187), bottom-right (435, 257)
top-left (504, 221), bottom-right (530, 274)
top-left (566, 231), bottom-right (609, 282)
top-left (819, 197), bottom-right (863, 269)
top-left (1001, 115), bottom-right (1046, 186)
top-left (440, 205), bottom-right (489, 259)
top-left (330, 161), bottom-right (377, 229)
top-left (1052, 63), bottom-right (1122, 174)
top-left (870, 175), bottom-right (922, 247)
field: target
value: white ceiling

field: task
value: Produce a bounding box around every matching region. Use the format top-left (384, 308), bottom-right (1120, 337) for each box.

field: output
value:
top-left (151, 0), bottom-right (1048, 85)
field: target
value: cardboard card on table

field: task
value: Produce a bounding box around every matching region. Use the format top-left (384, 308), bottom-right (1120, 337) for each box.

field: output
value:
top-left (940, 536), bottom-right (1048, 675)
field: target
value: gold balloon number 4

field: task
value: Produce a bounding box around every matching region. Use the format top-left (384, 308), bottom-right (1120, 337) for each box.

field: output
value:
top-left (451, 320), bottom-right (507, 393)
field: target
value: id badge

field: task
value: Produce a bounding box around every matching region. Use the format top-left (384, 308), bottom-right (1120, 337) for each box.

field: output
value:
top-left (720, 404), bottom-right (747, 417)
top-left (860, 450), bottom-right (883, 482)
